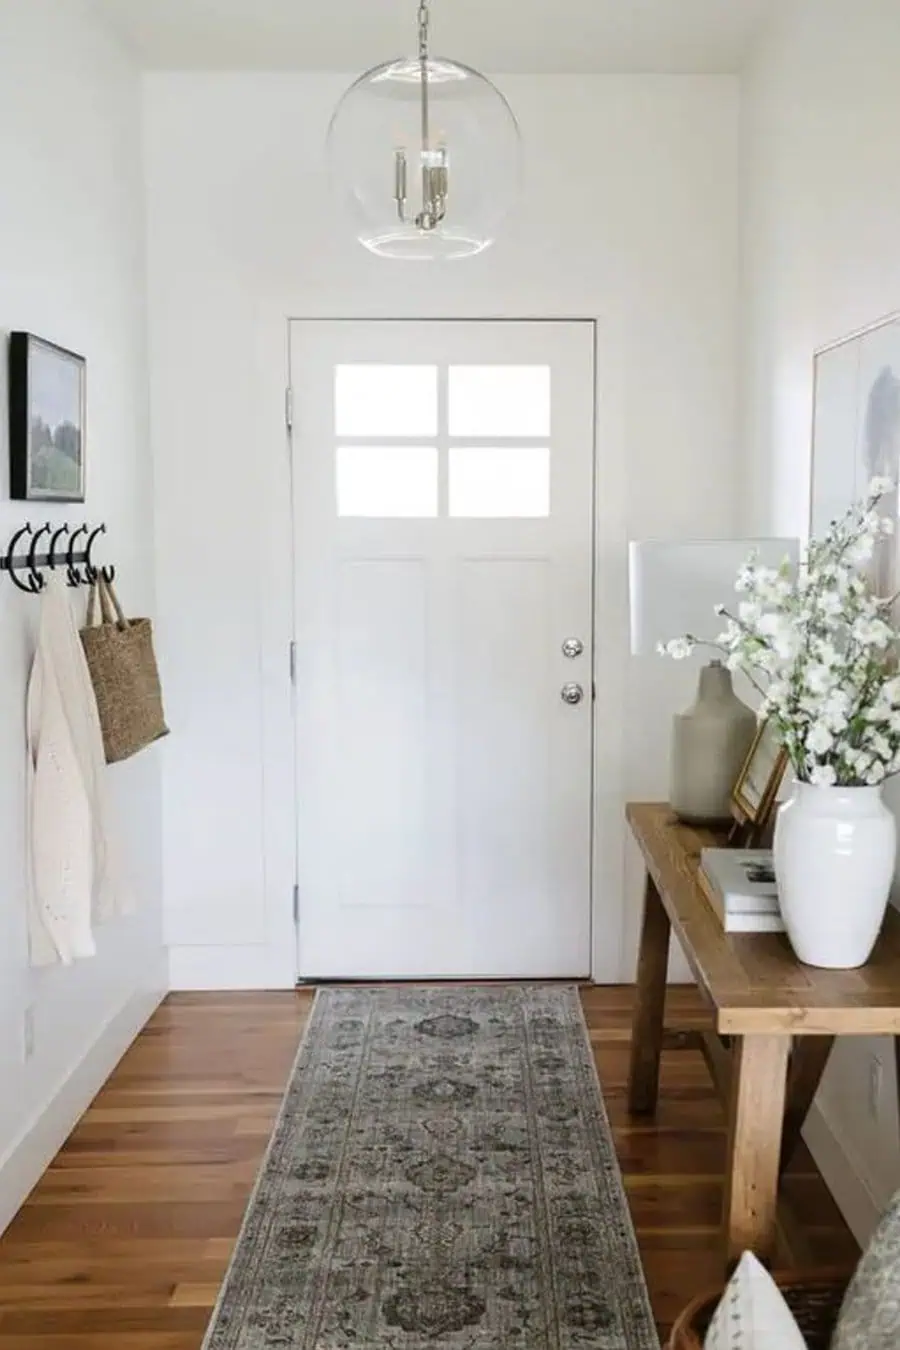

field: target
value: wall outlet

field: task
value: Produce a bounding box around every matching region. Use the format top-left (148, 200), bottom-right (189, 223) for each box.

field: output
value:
top-left (868, 1054), bottom-right (884, 1119)
top-left (22, 1005), bottom-right (35, 1062)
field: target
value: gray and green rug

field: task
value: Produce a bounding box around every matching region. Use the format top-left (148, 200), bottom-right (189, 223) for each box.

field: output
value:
top-left (204, 985), bottom-right (658, 1349)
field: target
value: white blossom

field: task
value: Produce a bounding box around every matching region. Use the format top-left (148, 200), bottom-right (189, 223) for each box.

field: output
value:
top-left (820, 688), bottom-right (851, 733)
top-left (868, 475), bottom-right (895, 497)
top-left (764, 679), bottom-right (791, 708)
top-left (810, 764), bottom-right (838, 787)
top-left (872, 733), bottom-right (892, 762)
top-left (844, 535), bottom-right (876, 568)
top-left (807, 723), bottom-right (834, 755)
top-left (853, 616), bottom-right (893, 648)
top-left (814, 639), bottom-right (841, 666)
top-left (804, 663), bottom-right (836, 696)
top-left (658, 637), bottom-right (693, 660)
top-left (817, 590), bottom-right (843, 618)
top-left (756, 612), bottom-right (801, 659)
top-left (752, 565), bottom-right (779, 591)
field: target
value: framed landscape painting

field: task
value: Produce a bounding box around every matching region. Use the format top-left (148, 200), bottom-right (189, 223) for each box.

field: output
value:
top-left (9, 332), bottom-right (86, 502)
top-left (811, 312), bottom-right (900, 599)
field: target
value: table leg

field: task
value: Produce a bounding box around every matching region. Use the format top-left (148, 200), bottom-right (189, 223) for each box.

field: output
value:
top-left (627, 871), bottom-right (671, 1116)
top-left (723, 1034), bottom-right (791, 1265)
top-left (779, 1036), bottom-right (834, 1175)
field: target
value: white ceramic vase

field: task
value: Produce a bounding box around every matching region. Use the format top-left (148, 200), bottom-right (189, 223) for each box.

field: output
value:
top-left (774, 782), bottom-right (896, 970)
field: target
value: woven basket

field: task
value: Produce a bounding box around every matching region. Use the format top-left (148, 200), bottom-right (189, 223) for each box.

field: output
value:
top-left (80, 577), bottom-right (169, 764)
top-left (667, 1270), bottom-right (851, 1350)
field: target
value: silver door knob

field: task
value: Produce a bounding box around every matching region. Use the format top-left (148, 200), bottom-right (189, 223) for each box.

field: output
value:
top-left (562, 637), bottom-right (584, 659)
top-left (560, 682), bottom-right (584, 705)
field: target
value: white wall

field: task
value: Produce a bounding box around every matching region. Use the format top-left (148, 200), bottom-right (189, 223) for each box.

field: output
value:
top-left (144, 72), bottom-right (740, 990)
top-left (741, 0), bottom-right (900, 1238)
top-left (0, 0), bottom-right (164, 1230)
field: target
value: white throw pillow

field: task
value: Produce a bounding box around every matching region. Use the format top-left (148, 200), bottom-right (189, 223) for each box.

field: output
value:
top-left (703, 1252), bottom-right (808, 1350)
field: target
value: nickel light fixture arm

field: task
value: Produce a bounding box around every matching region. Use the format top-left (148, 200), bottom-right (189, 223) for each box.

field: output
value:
top-left (393, 0), bottom-right (448, 232)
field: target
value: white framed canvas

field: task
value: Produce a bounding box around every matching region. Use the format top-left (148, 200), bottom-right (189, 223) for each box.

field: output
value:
top-left (811, 312), bottom-right (900, 598)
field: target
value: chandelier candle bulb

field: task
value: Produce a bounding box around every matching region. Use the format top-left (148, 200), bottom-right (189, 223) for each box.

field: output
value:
top-left (394, 149), bottom-right (408, 213)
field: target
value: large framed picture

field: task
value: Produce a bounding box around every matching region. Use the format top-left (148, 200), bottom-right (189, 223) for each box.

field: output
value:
top-left (811, 311), bottom-right (900, 596)
top-left (9, 332), bottom-right (86, 502)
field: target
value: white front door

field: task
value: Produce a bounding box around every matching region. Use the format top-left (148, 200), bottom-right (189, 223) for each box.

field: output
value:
top-left (291, 319), bottom-right (595, 979)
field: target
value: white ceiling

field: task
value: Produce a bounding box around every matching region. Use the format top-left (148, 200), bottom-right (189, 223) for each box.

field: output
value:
top-left (92, 0), bottom-right (777, 74)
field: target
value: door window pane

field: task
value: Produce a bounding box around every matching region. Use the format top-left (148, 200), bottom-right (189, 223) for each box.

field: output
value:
top-left (449, 446), bottom-right (550, 518)
top-left (335, 364), bottom-right (438, 437)
top-left (448, 365), bottom-right (551, 437)
top-left (337, 445), bottom-right (438, 517)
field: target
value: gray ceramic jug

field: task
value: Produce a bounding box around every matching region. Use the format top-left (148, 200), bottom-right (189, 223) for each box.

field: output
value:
top-left (670, 660), bottom-right (756, 824)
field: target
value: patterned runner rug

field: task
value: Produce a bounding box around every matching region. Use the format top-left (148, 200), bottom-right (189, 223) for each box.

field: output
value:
top-left (204, 985), bottom-right (659, 1350)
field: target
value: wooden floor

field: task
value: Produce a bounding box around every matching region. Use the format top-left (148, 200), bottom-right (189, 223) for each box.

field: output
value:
top-left (0, 986), bottom-right (857, 1348)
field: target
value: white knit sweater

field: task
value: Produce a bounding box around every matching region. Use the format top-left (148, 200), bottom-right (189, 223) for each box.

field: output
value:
top-left (25, 576), bottom-right (131, 966)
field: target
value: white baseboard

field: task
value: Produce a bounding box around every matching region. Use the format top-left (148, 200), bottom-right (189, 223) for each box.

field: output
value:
top-left (803, 1100), bottom-right (882, 1247)
top-left (168, 943), bottom-right (295, 990)
top-left (0, 982), bottom-right (165, 1237)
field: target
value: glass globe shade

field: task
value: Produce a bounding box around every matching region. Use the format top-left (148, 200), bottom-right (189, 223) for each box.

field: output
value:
top-left (327, 57), bottom-right (521, 260)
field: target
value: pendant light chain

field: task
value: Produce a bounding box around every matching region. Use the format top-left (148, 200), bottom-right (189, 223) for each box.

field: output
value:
top-left (417, 0), bottom-right (430, 61)
top-left (418, 0), bottom-right (431, 158)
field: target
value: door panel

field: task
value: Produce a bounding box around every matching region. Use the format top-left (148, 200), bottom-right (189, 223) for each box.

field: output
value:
top-left (336, 559), bottom-right (429, 909)
top-left (291, 319), bottom-right (595, 979)
top-left (457, 558), bottom-right (552, 950)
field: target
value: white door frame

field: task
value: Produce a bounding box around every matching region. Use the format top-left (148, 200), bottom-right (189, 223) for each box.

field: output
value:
top-left (286, 315), bottom-right (609, 983)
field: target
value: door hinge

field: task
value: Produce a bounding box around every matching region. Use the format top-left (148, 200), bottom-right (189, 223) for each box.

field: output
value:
top-left (289, 640), bottom-right (297, 685)
top-left (292, 883), bottom-right (300, 923)
top-left (285, 385), bottom-right (294, 431)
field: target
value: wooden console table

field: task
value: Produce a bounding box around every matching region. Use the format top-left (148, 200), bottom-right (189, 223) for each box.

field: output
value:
top-left (627, 802), bottom-right (900, 1266)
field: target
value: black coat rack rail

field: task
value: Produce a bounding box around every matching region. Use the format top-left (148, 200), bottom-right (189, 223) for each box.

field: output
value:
top-left (1, 522), bottom-right (115, 594)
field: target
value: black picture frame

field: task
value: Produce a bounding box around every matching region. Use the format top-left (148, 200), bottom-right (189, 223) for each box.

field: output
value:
top-left (9, 332), bottom-right (86, 502)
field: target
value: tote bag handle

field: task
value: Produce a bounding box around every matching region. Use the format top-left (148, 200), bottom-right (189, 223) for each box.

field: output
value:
top-left (86, 576), bottom-right (129, 631)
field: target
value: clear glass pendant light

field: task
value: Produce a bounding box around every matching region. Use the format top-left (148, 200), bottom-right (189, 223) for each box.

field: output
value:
top-left (326, 0), bottom-right (521, 260)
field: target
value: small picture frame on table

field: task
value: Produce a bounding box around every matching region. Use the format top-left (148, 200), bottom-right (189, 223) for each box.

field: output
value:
top-left (729, 719), bottom-right (788, 846)
top-left (8, 332), bottom-right (86, 502)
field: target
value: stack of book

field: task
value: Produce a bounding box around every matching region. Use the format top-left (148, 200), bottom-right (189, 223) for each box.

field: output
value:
top-left (698, 848), bottom-right (784, 933)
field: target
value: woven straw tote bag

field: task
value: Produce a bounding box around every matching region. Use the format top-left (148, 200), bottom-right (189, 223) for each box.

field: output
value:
top-left (80, 576), bottom-right (169, 764)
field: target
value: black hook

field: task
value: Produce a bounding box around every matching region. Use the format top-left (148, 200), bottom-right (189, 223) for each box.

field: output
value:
top-left (100, 563), bottom-right (116, 585)
top-left (84, 523), bottom-right (107, 582)
top-left (48, 523), bottom-right (69, 571)
top-left (67, 523), bottom-right (88, 586)
top-left (6, 523), bottom-right (41, 595)
top-left (27, 524), bottom-right (50, 591)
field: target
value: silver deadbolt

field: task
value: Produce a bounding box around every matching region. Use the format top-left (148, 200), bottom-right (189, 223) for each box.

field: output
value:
top-left (562, 637), bottom-right (584, 659)
top-left (560, 682), bottom-right (584, 706)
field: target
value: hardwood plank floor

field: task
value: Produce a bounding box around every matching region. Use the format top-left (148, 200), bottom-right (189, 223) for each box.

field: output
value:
top-left (0, 986), bottom-right (857, 1347)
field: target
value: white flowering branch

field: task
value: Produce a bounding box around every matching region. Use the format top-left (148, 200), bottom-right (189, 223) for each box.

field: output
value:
top-left (660, 478), bottom-right (900, 787)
